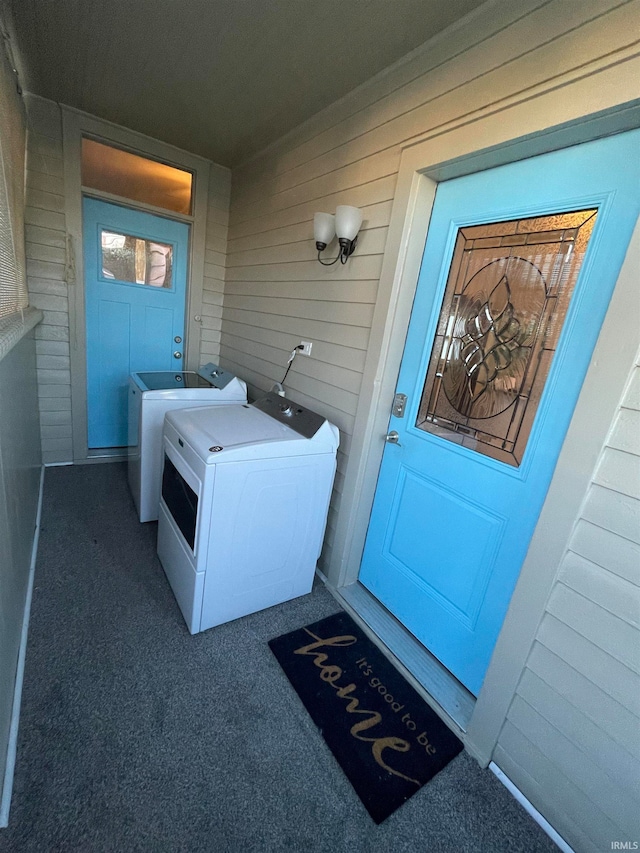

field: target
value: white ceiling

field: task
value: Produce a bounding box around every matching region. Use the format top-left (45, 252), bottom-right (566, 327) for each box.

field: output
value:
top-left (8, 0), bottom-right (488, 167)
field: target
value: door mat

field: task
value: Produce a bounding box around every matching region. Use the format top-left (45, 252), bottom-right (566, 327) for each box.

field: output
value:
top-left (268, 611), bottom-right (463, 823)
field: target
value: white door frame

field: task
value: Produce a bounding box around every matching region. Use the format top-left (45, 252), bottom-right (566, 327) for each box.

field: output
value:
top-left (325, 81), bottom-right (640, 763)
top-left (62, 106), bottom-right (211, 463)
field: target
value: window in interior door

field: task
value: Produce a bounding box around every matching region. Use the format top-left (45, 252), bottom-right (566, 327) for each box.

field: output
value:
top-left (416, 209), bottom-right (597, 467)
top-left (101, 230), bottom-right (173, 288)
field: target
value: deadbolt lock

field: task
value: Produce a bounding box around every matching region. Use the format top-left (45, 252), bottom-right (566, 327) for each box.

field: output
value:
top-left (392, 393), bottom-right (407, 418)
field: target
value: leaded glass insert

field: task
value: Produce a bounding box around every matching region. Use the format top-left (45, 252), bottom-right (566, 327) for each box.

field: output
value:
top-left (416, 209), bottom-right (597, 466)
top-left (101, 231), bottom-right (173, 288)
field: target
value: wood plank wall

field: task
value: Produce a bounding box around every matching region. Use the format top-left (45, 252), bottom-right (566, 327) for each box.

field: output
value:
top-left (221, 0), bottom-right (640, 576)
top-left (494, 351), bottom-right (640, 852)
top-left (24, 96), bottom-right (71, 465)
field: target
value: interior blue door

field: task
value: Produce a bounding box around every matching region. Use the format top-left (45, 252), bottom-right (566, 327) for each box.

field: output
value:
top-left (359, 130), bottom-right (640, 696)
top-left (84, 198), bottom-right (189, 448)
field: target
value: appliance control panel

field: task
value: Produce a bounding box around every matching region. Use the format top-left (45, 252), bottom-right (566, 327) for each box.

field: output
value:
top-left (197, 362), bottom-right (236, 389)
top-left (253, 393), bottom-right (326, 438)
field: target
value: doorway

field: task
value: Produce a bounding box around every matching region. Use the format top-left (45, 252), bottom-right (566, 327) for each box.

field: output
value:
top-left (62, 110), bottom-right (212, 465)
top-left (83, 197), bottom-right (189, 449)
top-left (357, 130), bottom-right (640, 697)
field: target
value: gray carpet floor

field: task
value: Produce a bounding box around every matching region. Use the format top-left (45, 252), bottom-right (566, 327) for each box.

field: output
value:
top-left (0, 463), bottom-right (558, 852)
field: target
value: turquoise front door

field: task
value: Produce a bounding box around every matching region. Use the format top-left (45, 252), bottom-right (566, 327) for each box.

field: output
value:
top-left (359, 130), bottom-right (640, 696)
top-left (84, 198), bottom-right (189, 448)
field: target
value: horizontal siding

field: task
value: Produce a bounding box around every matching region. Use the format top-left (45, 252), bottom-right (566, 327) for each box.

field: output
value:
top-left (231, 149), bottom-right (400, 226)
top-left (223, 308), bottom-right (371, 356)
top-left (229, 225), bottom-right (388, 267)
top-left (225, 255), bottom-right (383, 283)
top-left (224, 294), bottom-right (375, 325)
top-left (607, 406), bottom-right (640, 455)
top-left (198, 168), bottom-right (230, 367)
top-left (526, 641), bottom-right (640, 762)
top-left (570, 519), bottom-right (640, 585)
top-left (228, 198), bottom-right (393, 254)
top-left (594, 446), bottom-right (640, 500)
top-left (494, 729), bottom-right (615, 853)
top-left (546, 583), bottom-right (638, 672)
top-left (535, 615), bottom-right (640, 717)
top-left (559, 551), bottom-right (639, 627)
top-left (497, 353), bottom-right (640, 850)
top-left (517, 669), bottom-right (640, 802)
top-left (229, 176), bottom-right (397, 243)
top-left (24, 95), bottom-right (72, 463)
top-left (23, 205), bottom-right (65, 231)
top-left (582, 482), bottom-right (640, 544)
top-left (507, 693), bottom-right (638, 833)
top-left (221, 0), bottom-right (640, 580)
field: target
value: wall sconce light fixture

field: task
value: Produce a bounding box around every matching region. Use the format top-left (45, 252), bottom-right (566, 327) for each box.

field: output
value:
top-left (314, 205), bottom-right (363, 265)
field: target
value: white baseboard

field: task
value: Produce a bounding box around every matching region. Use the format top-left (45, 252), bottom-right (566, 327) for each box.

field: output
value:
top-left (0, 464), bottom-right (45, 827)
top-left (490, 762), bottom-right (575, 853)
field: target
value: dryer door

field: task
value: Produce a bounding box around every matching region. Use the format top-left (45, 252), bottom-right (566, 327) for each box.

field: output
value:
top-left (162, 452), bottom-right (199, 552)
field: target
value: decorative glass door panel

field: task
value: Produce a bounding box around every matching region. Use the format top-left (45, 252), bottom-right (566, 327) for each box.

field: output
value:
top-left (417, 210), bottom-right (597, 466)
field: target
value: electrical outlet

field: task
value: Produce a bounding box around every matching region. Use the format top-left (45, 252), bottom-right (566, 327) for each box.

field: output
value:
top-left (299, 341), bottom-right (313, 356)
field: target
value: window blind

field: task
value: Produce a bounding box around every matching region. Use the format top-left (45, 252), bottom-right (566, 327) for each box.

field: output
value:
top-left (0, 35), bottom-right (27, 321)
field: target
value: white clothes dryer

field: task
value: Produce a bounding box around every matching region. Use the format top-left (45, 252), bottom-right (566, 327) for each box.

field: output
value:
top-left (157, 394), bottom-right (339, 634)
top-left (128, 363), bottom-right (247, 522)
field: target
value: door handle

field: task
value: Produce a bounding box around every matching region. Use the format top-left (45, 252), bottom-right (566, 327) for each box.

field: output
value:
top-left (173, 351), bottom-right (182, 359)
top-left (385, 430), bottom-right (401, 445)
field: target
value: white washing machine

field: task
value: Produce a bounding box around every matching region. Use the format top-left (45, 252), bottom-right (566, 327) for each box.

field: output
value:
top-left (128, 363), bottom-right (247, 522)
top-left (156, 394), bottom-right (339, 634)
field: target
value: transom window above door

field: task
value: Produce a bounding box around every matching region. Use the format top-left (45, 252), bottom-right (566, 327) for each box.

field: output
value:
top-left (101, 230), bottom-right (173, 288)
top-left (82, 138), bottom-right (193, 215)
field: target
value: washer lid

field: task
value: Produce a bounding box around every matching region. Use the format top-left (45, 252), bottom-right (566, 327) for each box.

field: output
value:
top-left (135, 371), bottom-right (213, 391)
top-left (130, 369), bottom-right (247, 401)
top-left (165, 400), bottom-right (339, 462)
